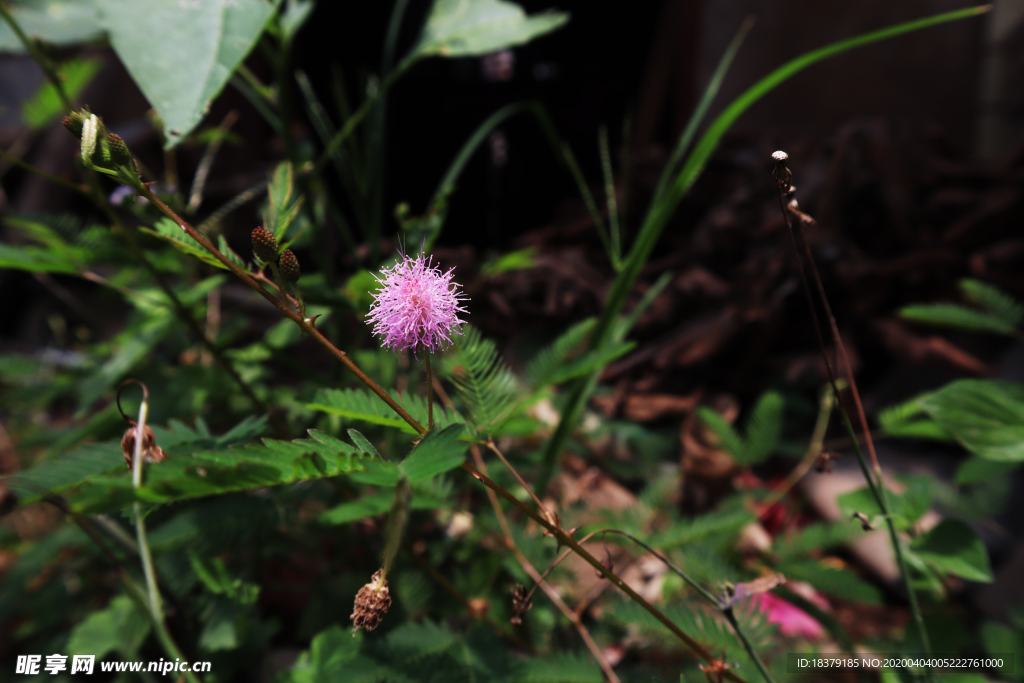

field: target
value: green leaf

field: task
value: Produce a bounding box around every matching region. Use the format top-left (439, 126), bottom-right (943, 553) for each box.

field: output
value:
top-left (22, 58), bottom-right (102, 129)
top-left (776, 559), bottom-right (882, 603)
top-left (307, 387), bottom-right (461, 434)
top-left (60, 428), bottom-right (370, 514)
top-left (6, 441), bottom-right (123, 504)
top-left (399, 424), bottom-right (466, 483)
top-left (412, 0), bottom-right (569, 59)
top-left (347, 429), bottom-right (380, 458)
top-left (955, 457), bottom-right (1020, 484)
top-left (77, 312), bottom-right (176, 409)
top-left (189, 554), bottom-right (259, 603)
top-left (647, 510), bottom-right (754, 550)
top-left (524, 318), bottom-right (596, 386)
top-left (348, 460), bottom-right (402, 487)
top-left (266, 161), bottom-right (304, 242)
top-left (98, 0), bottom-right (279, 148)
top-left (217, 234), bottom-right (247, 270)
top-left (279, 0), bottom-right (314, 42)
top-left (877, 393), bottom-right (952, 441)
top-left (319, 491), bottom-right (392, 525)
top-left (837, 476), bottom-right (933, 530)
top-left (0, 0), bottom-right (104, 52)
top-left (542, 340), bottom-right (635, 386)
top-left (66, 594), bottom-right (149, 660)
top-left (441, 325), bottom-right (519, 433)
top-left (284, 625), bottom-right (378, 683)
top-left (910, 519), bottom-right (993, 582)
top-left (741, 391), bottom-right (783, 464)
top-left (696, 407), bottom-right (745, 460)
top-left (980, 620), bottom-right (1024, 682)
top-left (143, 217), bottom-right (244, 271)
top-left (385, 619), bottom-right (457, 661)
top-left (515, 653), bottom-right (603, 683)
top-left (900, 303), bottom-right (1015, 335)
top-left (480, 246), bottom-right (537, 277)
top-left (0, 242), bottom-right (83, 273)
top-left (960, 278), bottom-right (1024, 329)
top-left (772, 522), bottom-right (865, 562)
top-left (919, 379), bottom-right (1024, 462)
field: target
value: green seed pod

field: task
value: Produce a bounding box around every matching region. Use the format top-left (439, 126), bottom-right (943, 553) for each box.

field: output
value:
top-left (279, 249), bottom-right (300, 283)
top-left (62, 112), bottom-right (85, 139)
top-left (251, 227), bottom-right (279, 263)
top-left (107, 133), bottom-right (133, 168)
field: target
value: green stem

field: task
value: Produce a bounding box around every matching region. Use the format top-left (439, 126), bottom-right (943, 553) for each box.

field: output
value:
top-left (425, 352), bottom-right (434, 431)
top-left (0, 145), bottom-right (88, 194)
top-left (119, 577), bottom-right (203, 683)
top-left (723, 608), bottom-right (778, 683)
top-left (129, 391), bottom-right (162, 620)
top-left (269, 262), bottom-right (292, 313)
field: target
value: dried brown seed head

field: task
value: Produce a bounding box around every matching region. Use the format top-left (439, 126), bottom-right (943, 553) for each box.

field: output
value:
top-left (721, 572), bottom-right (786, 608)
top-left (510, 583), bottom-right (532, 626)
top-left (814, 451), bottom-right (840, 473)
top-left (121, 423), bottom-right (167, 470)
top-left (351, 569), bottom-right (391, 633)
top-left (251, 227), bottom-right (279, 263)
top-left (771, 150), bottom-right (793, 194)
top-left (852, 511), bottom-right (874, 531)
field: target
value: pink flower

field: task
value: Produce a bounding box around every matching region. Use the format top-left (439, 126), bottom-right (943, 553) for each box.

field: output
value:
top-left (366, 251), bottom-right (467, 355)
top-left (750, 591), bottom-right (826, 640)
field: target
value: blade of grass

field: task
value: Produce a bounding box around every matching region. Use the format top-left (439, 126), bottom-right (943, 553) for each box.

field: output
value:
top-left (651, 15), bottom-right (754, 204)
top-left (598, 124), bottom-right (621, 264)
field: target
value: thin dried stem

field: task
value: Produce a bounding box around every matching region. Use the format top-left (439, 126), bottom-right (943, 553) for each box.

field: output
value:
top-left (484, 438), bottom-right (551, 521)
top-left (466, 446), bottom-right (621, 683)
top-left (772, 152), bottom-right (934, 674)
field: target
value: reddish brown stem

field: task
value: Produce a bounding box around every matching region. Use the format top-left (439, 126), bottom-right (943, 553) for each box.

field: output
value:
top-left (139, 187), bottom-right (426, 436)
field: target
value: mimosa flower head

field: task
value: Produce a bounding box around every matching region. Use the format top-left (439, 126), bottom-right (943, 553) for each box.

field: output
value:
top-left (366, 249), bottom-right (467, 355)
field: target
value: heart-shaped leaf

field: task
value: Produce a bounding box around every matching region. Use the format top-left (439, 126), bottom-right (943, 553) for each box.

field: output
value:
top-left (98, 0), bottom-right (278, 148)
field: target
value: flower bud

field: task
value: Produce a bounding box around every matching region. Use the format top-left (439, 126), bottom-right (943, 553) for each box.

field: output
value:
top-left (279, 249), bottom-right (300, 283)
top-left (107, 133), bottom-right (133, 168)
top-left (62, 112), bottom-right (85, 139)
top-left (251, 227), bottom-right (279, 263)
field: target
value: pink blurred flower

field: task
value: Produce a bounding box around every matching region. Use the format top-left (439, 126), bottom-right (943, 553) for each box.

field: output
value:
top-left (750, 591), bottom-right (826, 640)
top-left (366, 250), bottom-right (467, 355)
